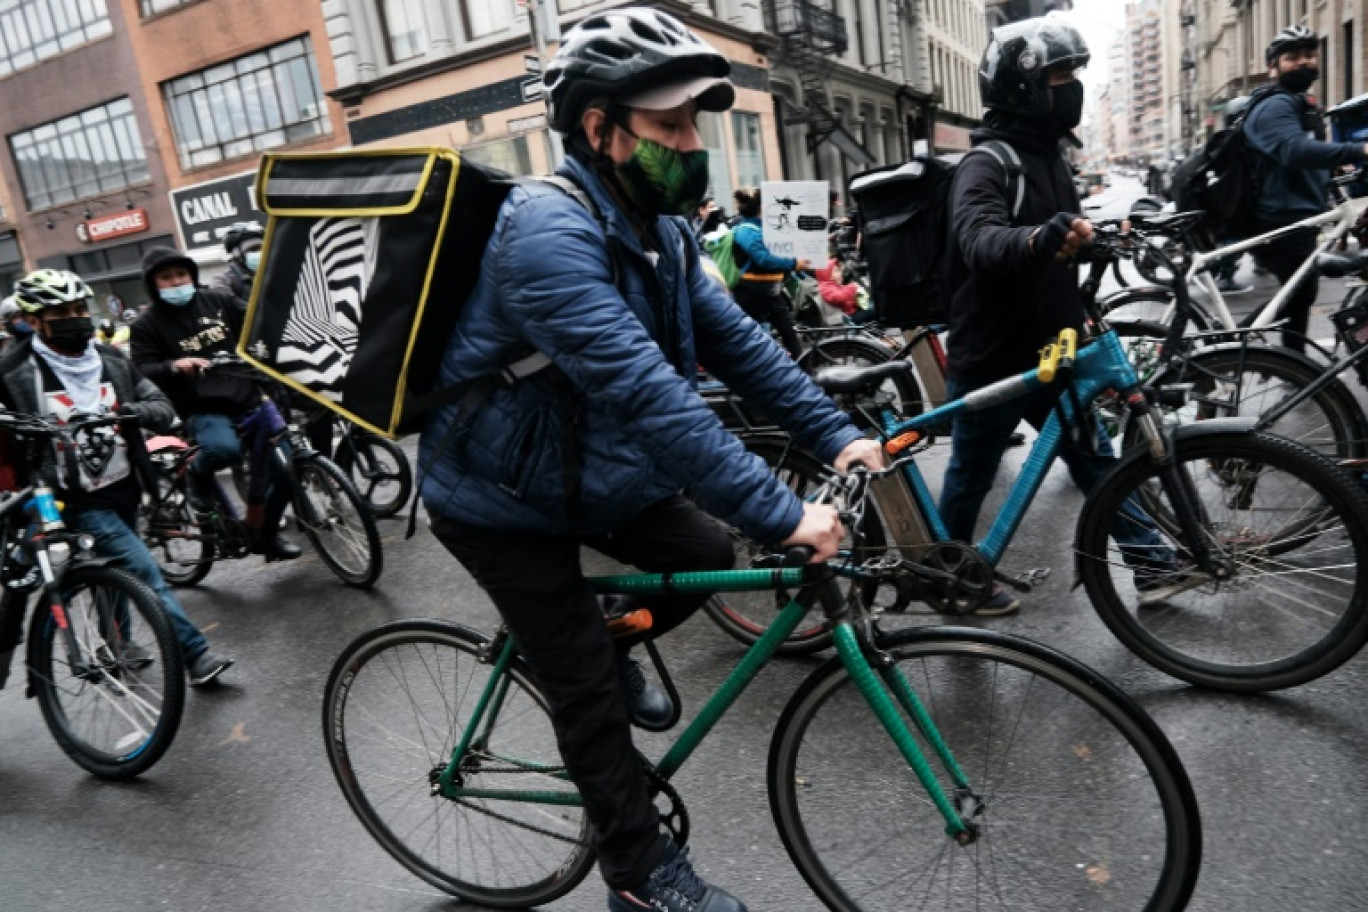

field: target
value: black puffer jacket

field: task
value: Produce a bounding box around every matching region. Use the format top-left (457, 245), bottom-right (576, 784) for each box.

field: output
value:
top-left (131, 246), bottom-right (257, 419)
top-left (943, 118), bottom-right (1086, 387)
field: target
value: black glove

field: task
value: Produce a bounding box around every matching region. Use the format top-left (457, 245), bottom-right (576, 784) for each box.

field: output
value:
top-left (1031, 212), bottom-right (1080, 260)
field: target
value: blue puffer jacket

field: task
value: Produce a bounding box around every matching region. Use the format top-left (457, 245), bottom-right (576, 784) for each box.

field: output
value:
top-left (419, 156), bottom-right (863, 543)
top-left (1244, 87), bottom-right (1368, 223)
top-left (733, 216), bottom-right (798, 276)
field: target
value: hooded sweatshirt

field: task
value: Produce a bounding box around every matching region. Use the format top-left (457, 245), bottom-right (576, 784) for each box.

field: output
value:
top-left (130, 246), bottom-right (258, 418)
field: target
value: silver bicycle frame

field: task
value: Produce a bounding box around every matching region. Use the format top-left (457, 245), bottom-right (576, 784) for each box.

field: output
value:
top-left (1183, 196), bottom-right (1368, 331)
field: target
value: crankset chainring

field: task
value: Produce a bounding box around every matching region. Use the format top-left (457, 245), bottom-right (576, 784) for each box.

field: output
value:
top-left (640, 754), bottom-right (689, 847)
top-left (917, 542), bottom-right (996, 615)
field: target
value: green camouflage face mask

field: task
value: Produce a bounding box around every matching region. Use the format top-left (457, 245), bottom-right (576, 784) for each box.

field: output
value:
top-left (615, 138), bottom-right (711, 217)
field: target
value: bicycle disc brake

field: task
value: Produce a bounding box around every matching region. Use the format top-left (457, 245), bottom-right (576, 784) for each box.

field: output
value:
top-left (640, 753), bottom-right (689, 848)
top-left (917, 542), bottom-right (995, 615)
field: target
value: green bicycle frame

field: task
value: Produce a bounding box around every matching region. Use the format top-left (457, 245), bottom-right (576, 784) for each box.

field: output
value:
top-left (434, 566), bottom-right (974, 840)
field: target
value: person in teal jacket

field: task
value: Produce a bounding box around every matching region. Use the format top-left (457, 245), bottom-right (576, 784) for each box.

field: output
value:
top-left (729, 186), bottom-right (810, 357)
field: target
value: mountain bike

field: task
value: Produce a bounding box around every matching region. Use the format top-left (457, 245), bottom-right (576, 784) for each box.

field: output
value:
top-left (322, 463), bottom-right (1202, 911)
top-left (139, 355), bottom-right (382, 588)
top-left (0, 412), bottom-right (184, 780)
top-left (708, 224), bottom-right (1368, 692)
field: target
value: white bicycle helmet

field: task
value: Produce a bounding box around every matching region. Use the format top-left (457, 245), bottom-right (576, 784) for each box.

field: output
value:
top-left (13, 269), bottom-right (93, 313)
top-left (1266, 25), bottom-right (1317, 64)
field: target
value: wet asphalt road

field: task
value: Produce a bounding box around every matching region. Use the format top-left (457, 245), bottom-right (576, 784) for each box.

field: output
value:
top-left (3, 177), bottom-right (1368, 911)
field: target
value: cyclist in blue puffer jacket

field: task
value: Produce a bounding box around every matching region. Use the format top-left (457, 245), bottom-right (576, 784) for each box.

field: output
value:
top-left (419, 9), bottom-right (881, 912)
top-left (730, 186), bottom-right (809, 358)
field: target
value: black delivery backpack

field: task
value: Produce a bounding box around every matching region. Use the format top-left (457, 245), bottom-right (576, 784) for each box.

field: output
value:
top-left (240, 148), bottom-right (513, 438)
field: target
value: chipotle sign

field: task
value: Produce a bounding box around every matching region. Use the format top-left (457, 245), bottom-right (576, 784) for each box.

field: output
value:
top-left (76, 208), bottom-right (149, 244)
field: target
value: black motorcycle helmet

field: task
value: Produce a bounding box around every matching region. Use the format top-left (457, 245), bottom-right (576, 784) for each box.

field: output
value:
top-left (543, 7), bottom-right (733, 136)
top-left (978, 13), bottom-right (1090, 119)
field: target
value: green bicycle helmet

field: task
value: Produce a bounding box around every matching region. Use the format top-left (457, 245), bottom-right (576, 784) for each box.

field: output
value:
top-left (13, 268), bottom-right (93, 313)
top-left (543, 6), bottom-right (733, 134)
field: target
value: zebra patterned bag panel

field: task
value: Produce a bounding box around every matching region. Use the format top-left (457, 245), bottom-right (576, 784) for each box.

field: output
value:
top-left (240, 149), bottom-right (514, 438)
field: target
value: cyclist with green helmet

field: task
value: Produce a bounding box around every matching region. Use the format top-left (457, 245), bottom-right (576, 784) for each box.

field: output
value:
top-left (421, 8), bottom-right (881, 911)
top-left (0, 269), bottom-right (233, 686)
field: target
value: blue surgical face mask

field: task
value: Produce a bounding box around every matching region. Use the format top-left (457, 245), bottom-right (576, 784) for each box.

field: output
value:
top-left (10, 319), bottom-right (33, 336)
top-left (159, 284), bottom-right (196, 307)
top-left (244, 251), bottom-right (261, 272)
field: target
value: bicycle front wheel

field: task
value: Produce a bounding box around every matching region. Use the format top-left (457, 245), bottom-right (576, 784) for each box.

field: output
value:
top-left (1079, 429), bottom-right (1368, 691)
top-left (768, 627), bottom-right (1201, 912)
top-left (323, 620), bottom-right (595, 907)
top-left (292, 454), bottom-right (383, 587)
top-left (333, 431), bottom-right (413, 518)
top-left (28, 565), bottom-right (186, 780)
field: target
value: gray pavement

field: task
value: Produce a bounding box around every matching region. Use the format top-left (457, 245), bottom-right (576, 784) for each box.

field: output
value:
top-left (4, 187), bottom-right (1368, 910)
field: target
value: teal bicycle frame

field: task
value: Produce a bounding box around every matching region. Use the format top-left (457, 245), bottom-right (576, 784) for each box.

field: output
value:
top-left (877, 327), bottom-right (1152, 565)
top-left (433, 565), bottom-right (977, 841)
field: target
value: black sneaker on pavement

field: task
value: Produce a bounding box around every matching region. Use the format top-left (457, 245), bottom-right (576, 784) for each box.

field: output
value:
top-left (1216, 278), bottom-right (1253, 295)
top-left (608, 838), bottom-right (747, 912)
top-left (118, 641), bottom-right (155, 670)
top-left (1135, 560), bottom-right (1205, 607)
top-left (618, 653), bottom-right (674, 731)
top-left (252, 533), bottom-right (303, 562)
top-left (949, 584), bottom-right (1020, 617)
top-left (187, 651), bottom-right (234, 686)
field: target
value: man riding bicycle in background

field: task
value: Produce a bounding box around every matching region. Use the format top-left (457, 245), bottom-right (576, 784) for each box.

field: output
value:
top-left (419, 8), bottom-right (881, 912)
top-left (211, 222), bottom-right (264, 304)
top-left (1242, 24), bottom-right (1368, 354)
top-left (130, 246), bottom-right (301, 561)
top-left (0, 268), bottom-right (233, 686)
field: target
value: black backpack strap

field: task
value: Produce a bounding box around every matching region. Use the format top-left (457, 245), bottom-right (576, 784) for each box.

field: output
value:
top-left (972, 141), bottom-right (1026, 222)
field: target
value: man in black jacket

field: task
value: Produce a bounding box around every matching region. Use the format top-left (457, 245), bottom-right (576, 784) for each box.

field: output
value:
top-left (131, 247), bottom-right (300, 560)
top-left (210, 222), bottom-right (263, 303)
top-left (939, 14), bottom-right (1176, 614)
top-left (0, 268), bottom-right (232, 685)
top-left (1243, 25), bottom-right (1368, 354)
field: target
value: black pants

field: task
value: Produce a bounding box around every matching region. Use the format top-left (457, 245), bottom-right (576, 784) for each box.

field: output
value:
top-left (429, 494), bottom-right (734, 889)
top-left (1251, 222), bottom-right (1320, 354)
top-left (734, 280), bottom-right (803, 358)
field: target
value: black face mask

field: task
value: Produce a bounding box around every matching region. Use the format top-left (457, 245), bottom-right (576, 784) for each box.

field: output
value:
top-left (1279, 66), bottom-right (1319, 94)
top-left (45, 316), bottom-right (94, 354)
top-left (1048, 81), bottom-right (1085, 132)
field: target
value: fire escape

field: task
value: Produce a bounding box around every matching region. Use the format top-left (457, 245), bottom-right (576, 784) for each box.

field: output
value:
top-left (765, 0), bottom-right (849, 153)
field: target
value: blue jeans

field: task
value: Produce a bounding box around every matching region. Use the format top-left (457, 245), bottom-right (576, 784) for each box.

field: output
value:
top-left (939, 379), bottom-right (1171, 571)
top-left (67, 504), bottom-right (208, 662)
top-left (185, 411), bottom-right (292, 533)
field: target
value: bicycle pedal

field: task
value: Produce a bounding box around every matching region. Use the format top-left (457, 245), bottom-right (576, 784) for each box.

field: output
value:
top-left (995, 567), bottom-right (1050, 593)
top-left (605, 608), bottom-right (654, 638)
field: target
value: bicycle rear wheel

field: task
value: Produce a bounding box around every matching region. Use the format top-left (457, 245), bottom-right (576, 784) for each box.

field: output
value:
top-left (768, 627), bottom-right (1201, 912)
top-left (333, 431), bottom-right (413, 518)
top-left (702, 435), bottom-right (886, 655)
top-left (292, 454), bottom-right (383, 587)
top-left (139, 468), bottom-right (213, 587)
top-left (1079, 429), bottom-right (1368, 691)
top-left (322, 620), bottom-right (594, 908)
top-left (799, 335), bottom-right (924, 420)
top-left (28, 565), bottom-right (186, 780)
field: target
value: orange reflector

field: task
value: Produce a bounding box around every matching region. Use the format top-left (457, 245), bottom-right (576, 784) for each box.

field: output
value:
top-left (885, 431), bottom-right (921, 455)
top-left (606, 608), bottom-right (654, 638)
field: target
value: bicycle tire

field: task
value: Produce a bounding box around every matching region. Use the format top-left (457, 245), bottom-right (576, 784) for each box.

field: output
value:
top-left (332, 431), bottom-right (413, 519)
top-left (799, 335), bottom-right (925, 421)
top-left (28, 565), bottom-right (186, 780)
top-left (292, 454), bottom-right (383, 587)
top-left (1098, 287), bottom-right (1217, 334)
top-left (140, 467), bottom-right (214, 587)
top-left (322, 620), bottom-right (595, 907)
top-left (1078, 428), bottom-right (1368, 691)
top-left (702, 435), bottom-right (886, 656)
top-left (1124, 342), bottom-right (1368, 461)
top-left (768, 626), bottom-right (1202, 912)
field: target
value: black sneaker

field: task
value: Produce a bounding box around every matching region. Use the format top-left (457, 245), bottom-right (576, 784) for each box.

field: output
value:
top-left (118, 641), bottom-right (155, 670)
top-left (1135, 559), bottom-right (1205, 607)
top-left (252, 533), bottom-right (303, 562)
top-left (187, 651), bottom-right (234, 686)
top-left (608, 838), bottom-right (747, 912)
top-left (619, 653), bottom-right (674, 731)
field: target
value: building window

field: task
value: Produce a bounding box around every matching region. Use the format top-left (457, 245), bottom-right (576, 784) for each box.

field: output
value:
top-left (0, 0), bottom-right (112, 77)
top-left (138, 0), bottom-right (196, 16)
top-left (380, 0), bottom-right (429, 62)
top-left (163, 36), bottom-right (330, 170)
top-left (461, 135), bottom-right (532, 176)
top-left (732, 111), bottom-right (767, 189)
top-left (463, 0), bottom-right (515, 39)
top-left (698, 112), bottom-right (733, 205)
top-left (9, 97), bottom-right (148, 211)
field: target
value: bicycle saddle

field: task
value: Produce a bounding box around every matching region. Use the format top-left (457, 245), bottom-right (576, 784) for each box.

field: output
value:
top-left (812, 360), bottom-right (915, 394)
top-left (1130, 210), bottom-right (1204, 232)
top-left (1314, 250), bottom-right (1368, 278)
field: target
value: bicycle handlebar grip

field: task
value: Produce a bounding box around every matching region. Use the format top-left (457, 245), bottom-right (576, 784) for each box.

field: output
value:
top-left (782, 545), bottom-right (815, 567)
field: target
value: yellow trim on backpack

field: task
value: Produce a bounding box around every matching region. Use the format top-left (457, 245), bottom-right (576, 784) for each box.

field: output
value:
top-left (237, 147), bottom-right (463, 438)
top-left (255, 146), bottom-right (447, 218)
